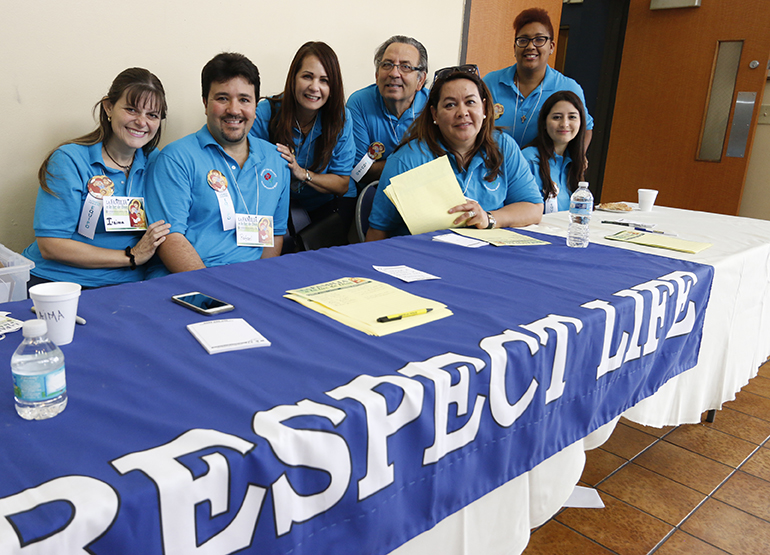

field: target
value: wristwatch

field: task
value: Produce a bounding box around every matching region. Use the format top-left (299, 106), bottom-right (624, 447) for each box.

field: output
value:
top-left (485, 212), bottom-right (496, 229)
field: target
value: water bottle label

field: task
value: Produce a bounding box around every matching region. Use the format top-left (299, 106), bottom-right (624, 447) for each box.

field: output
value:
top-left (13, 365), bottom-right (66, 402)
top-left (570, 200), bottom-right (593, 215)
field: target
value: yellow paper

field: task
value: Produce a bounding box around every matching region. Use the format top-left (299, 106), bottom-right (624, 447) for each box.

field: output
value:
top-left (605, 230), bottom-right (711, 254)
top-left (285, 277), bottom-right (452, 336)
top-left (452, 228), bottom-right (550, 246)
top-left (383, 156), bottom-right (467, 235)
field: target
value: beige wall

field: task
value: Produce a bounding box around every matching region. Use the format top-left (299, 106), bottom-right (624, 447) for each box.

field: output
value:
top-left (0, 0), bottom-right (466, 253)
top-left (739, 80), bottom-right (770, 220)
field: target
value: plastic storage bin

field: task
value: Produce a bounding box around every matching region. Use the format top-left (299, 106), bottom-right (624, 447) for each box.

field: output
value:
top-left (0, 244), bottom-right (35, 303)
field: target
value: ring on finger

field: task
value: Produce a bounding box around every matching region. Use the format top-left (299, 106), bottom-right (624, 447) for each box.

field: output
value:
top-left (468, 210), bottom-right (475, 218)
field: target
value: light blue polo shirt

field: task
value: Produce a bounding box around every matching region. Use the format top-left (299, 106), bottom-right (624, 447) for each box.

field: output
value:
top-left (23, 142), bottom-right (157, 287)
top-left (522, 146), bottom-right (573, 212)
top-left (250, 98), bottom-right (356, 212)
top-left (346, 84), bottom-right (429, 188)
top-left (369, 132), bottom-right (543, 237)
top-left (145, 125), bottom-right (290, 275)
top-left (483, 65), bottom-right (593, 148)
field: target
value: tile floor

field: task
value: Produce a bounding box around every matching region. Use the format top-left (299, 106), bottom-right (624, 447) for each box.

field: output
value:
top-left (522, 360), bottom-right (770, 555)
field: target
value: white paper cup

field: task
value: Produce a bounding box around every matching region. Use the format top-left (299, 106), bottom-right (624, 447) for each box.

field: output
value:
top-left (29, 282), bottom-right (81, 346)
top-left (638, 189), bottom-right (659, 212)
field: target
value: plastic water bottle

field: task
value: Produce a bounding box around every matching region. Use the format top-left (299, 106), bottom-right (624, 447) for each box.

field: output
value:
top-left (567, 181), bottom-right (593, 248)
top-left (11, 319), bottom-right (67, 420)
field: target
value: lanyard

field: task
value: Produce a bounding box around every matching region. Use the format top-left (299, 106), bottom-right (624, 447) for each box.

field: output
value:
top-left (219, 150), bottom-right (259, 216)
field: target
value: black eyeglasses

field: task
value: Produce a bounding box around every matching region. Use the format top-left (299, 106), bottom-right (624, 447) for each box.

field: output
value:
top-left (432, 64), bottom-right (480, 84)
top-left (378, 61), bottom-right (424, 74)
top-left (515, 35), bottom-right (551, 48)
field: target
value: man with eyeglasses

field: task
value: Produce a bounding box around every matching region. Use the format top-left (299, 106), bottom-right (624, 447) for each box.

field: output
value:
top-left (484, 8), bottom-right (593, 149)
top-left (346, 35), bottom-right (429, 192)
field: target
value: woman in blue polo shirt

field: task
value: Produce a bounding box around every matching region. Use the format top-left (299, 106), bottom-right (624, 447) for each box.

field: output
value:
top-left (23, 68), bottom-right (170, 288)
top-left (366, 65), bottom-right (543, 239)
top-left (522, 91), bottom-right (588, 213)
top-left (251, 41), bottom-right (355, 243)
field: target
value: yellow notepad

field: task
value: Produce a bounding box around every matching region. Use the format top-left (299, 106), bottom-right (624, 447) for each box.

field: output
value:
top-left (605, 230), bottom-right (711, 254)
top-left (384, 156), bottom-right (467, 235)
top-left (285, 277), bottom-right (452, 336)
top-left (452, 228), bottom-right (550, 246)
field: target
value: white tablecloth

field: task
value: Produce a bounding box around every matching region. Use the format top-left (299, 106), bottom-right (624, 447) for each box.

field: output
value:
top-left (393, 206), bottom-right (770, 555)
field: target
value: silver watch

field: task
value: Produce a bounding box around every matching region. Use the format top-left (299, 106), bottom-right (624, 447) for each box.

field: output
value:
top-left (485, 211), bottom-right (496, 229)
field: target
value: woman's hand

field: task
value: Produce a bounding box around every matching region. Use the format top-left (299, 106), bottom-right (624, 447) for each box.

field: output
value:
top-left (448, 200), bottom-right (490, 229)
top-left (276, 143), bottom-right (348, 196)
top-left (130, 220), bottom-right (171, 265)
top-left (276, 143), bottom-right (307, 183)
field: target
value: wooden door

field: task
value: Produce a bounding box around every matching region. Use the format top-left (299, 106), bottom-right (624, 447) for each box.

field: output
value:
top-left (601, 0), bottom-right (770, 214)
top-left (465, 0), bottom-right (564, 76)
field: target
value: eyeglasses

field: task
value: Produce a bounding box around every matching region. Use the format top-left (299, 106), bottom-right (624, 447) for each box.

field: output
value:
top-left (378, 61), bottom-right (424, 74)
top-left (432, 64), bottom-right (480, 84)
top-left (515, 35), bottom-right (551, 48)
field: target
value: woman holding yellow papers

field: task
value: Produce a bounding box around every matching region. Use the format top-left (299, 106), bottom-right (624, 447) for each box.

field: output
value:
top-left (366, 65), bottom-right (543, 240)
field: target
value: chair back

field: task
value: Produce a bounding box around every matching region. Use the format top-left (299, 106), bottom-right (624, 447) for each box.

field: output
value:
top-left (355, 181), bottom-right (378, 243)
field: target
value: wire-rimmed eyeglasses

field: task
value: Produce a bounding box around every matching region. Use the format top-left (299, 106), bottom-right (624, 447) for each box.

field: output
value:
top-left (378, 62), bottom-right (424, 74)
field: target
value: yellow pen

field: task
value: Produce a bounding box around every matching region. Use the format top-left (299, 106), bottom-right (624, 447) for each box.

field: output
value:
top-left (377, 308), bottom-right (433, 323)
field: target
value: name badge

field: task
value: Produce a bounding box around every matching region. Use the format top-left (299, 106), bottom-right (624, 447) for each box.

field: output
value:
top-left (103, 197), bottom-right (148, 231)
top-left (77, 176), bottom-right (114, 239)
top-left (544, 183), bottom-right (560, 215)
top-left (208, 169), bottom-right (236, 231)
top-left (351, 142), bottom-right (385, 183)
top-left (236, 214), bottom-right (274, 248)
top-left (545, 196), bottom-right (559, 215)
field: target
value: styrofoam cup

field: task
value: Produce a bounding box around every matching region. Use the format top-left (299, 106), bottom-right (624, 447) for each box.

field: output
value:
top-left (29, 282), bottom-right (81, 346)
top-left (638, 189), bottom-right (659, 212)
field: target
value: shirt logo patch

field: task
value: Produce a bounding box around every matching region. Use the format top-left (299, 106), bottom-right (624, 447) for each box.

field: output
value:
top-left (261, 168), bottom-right (278, 190)
top-left (493, 103), bottom-right (504, 120)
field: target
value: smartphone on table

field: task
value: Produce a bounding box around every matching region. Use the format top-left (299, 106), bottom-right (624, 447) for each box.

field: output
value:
top-left (171, 292), bottom-right (234, 316)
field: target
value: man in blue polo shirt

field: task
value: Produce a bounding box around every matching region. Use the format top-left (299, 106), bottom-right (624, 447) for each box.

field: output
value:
top-left (346, 35), bottom-right (429, 192)
top-left (146, 53), bottom-right (290, 276)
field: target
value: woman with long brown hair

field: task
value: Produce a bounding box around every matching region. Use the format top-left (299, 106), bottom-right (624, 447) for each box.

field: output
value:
top-left (522, 90), bottom-right (587, 213)
top-left (23, 68), bottom-right (170, 288)
top-left (250, 41), bottom-right (355, 242)
top-left (366, 65), bottom-right (543, 240)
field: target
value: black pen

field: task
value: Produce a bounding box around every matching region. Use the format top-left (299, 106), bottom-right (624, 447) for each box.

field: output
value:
top-left (377, 308), bottom-right (433, 323)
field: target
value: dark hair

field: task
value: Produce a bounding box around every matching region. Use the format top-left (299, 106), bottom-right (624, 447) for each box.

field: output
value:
top-left (374, 35), bottom-right (428, 74)
top-left (402, 70), bottom-right (502, 181)
top-left (201, 52), bottom-right (260, 101)
top-left (38, 67), bottom-right (167, 194)
top-left (527, 90), bottom-right (587, 199)
top-left (267, 42), bottom-right (345, 173)
top-left (513, 8), bottom-right (554, 39)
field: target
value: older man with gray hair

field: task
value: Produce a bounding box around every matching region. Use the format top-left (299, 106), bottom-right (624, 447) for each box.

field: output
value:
top-left (347, 35), bottom-right (429, 191)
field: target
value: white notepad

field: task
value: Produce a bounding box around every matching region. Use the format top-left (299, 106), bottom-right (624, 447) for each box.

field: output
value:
top-left (187, 318), bottom-right (271, 354)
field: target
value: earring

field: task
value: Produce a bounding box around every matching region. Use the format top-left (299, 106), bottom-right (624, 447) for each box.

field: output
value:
top-left (108, 116), bottom-right (112, 122)
top-left (433, 120), bottom-right (437, 125)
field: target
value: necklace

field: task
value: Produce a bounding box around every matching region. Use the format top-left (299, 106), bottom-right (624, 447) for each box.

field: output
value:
top-left (295, 113), bottom-right (317, 136)
top-left (104, 146), bottom-right (134, 173)
top-left (512, 73), bottom-right (544, 141)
